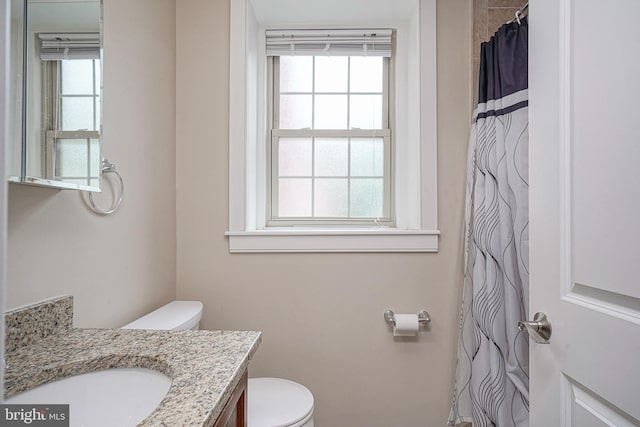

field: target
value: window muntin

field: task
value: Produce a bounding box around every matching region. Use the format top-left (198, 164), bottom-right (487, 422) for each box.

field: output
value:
top-left (269, 54), bottom-right (392, 226)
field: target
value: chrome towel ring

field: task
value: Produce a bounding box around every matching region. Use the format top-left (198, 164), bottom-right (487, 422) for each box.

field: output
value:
top-left (88, 159), bottom-right (124, 216)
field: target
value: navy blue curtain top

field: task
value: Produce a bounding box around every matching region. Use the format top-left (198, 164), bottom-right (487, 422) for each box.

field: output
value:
top-left (477, 16), bottom-right (528, 104)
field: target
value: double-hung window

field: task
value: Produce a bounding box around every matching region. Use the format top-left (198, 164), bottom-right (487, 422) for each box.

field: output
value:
top-left (40, 33), bottom-right (101, 187)
top-left (228, 0), bottom-right (439, 252)
top-left (267, 29), bottom-right (393, 226)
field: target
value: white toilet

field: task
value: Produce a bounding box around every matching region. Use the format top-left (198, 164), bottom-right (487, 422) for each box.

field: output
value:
top-left (248, 377), bottom-right (314, 427)
top-left (121, 300), bottom-right (204, 330)
top-left (122, 301), bottom-right (315, 427)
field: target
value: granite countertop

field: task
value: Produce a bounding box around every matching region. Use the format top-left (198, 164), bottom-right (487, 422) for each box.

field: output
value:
top-left (4, 298), bottom-right (261, 426)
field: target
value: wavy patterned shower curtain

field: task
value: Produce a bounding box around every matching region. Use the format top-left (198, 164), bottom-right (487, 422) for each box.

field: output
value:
top-left (448, 17), bottom-right (529, 427)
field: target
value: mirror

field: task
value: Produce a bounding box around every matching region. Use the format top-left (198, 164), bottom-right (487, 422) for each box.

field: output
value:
top-left (9, 0), bottom-right (102, 191)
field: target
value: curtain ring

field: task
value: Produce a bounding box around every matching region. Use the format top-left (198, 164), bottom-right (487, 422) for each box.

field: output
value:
top-left (87, 159), bottom-right (124, 216)
top-left (515, 10), bottom-right (522, 24)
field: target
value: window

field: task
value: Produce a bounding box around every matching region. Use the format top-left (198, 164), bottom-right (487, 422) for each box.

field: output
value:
top-left (267, 30), bottom-right (393, 226)
top-left (40, 33), bottom-right (101, 187)
top-left (228, 0), bottom-right (439, 252)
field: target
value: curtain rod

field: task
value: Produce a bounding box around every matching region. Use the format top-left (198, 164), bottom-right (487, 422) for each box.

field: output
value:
top-left (508, 2), bottom-right (529, 24)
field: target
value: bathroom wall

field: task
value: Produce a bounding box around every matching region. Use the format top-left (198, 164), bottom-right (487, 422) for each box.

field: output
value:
top-left (6, 0), bottom-right (177, 327)
top-left (175, 0), bottom-right (472, 425)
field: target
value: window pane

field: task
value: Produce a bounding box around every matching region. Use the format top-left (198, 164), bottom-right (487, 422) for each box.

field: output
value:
top-left (314, 95), bottom-right (347, 129)
top-left (350, 57), bottom-right (383, 93)
top-left (61, 60), bottom-right (94, 95)
top-left (351, 138), bottom-right (384, 176)
top-left (280, 94), bottom-right (312, 129)
top-left (95, 96), bottom-right (101, 130)
top-left (95, 59), bottom-right (101, 93)
top-left (350, 94), bottom-right (382, 129)
top-left (315, 138), bottom-right (348, 176)
top-left (280, 56), bottom-right (313, 92)
top-left (279, 138), bottom-right (312, 176)
top-left (278, 179), bottom-right (312, 217)
top-left (61, 97), bottom-right (94, 130)
top-left (350, 178), bottom-right (384, 217)
top-left (315, 56), bottom-right (348, 92)
top-left (89, 138), bottom-right (100, 176)
top-left (56, 139), bottom-right (89, 177)
top-left (315, 179), bottom-right (348, 217)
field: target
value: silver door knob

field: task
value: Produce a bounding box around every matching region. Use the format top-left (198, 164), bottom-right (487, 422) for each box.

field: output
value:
top-left (518, 312), bottom-right (552, 344)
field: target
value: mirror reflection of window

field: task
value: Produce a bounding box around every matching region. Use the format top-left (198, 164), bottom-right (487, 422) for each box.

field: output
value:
top-left (60, 59), bottom-right (100, 131)
top-left (9, 0), bottom-right (102, 190)
top-left (39, 33), bottom-right (100, 187)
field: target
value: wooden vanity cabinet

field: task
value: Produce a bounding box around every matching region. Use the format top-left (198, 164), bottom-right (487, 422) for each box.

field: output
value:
top-left (213, 370), bottom-right (248, 427)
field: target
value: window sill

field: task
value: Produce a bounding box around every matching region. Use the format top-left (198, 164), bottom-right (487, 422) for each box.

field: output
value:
top-left (225, 228), bottom-right (440, 253)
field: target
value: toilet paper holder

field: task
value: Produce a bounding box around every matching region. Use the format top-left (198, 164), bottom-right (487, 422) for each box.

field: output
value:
top-left (384, 309), bottom-right (431, 326)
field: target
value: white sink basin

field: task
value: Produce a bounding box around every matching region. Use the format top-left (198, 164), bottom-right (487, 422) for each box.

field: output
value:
top-left (5, 367), bottom-right (171, 427)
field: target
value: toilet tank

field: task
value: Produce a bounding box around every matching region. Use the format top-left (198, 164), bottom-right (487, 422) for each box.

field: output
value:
top-left (121, 301), bottom-right (203, 331)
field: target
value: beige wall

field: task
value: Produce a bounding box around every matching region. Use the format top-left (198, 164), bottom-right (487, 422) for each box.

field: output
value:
top-left (176, 1), bottom-right (472, 425)
top-left (6, 0), bottom-right (473, 423)
top-left (6, 0), bottom-right (177, 328)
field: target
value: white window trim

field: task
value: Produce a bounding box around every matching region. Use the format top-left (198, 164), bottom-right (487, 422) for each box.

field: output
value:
top-left (228, 0), bottom-right (439, 253)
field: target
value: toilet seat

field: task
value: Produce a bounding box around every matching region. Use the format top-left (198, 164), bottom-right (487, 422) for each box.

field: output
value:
top-left (248, 378), bottom-right (314, 427)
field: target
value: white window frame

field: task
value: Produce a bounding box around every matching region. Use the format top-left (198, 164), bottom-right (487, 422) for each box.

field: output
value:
top-left (268, 54), bottom-right (393, 226)
top-left (227, 0), bottom-right (439, 253)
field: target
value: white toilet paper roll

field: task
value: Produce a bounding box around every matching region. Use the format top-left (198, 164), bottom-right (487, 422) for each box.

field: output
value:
top-left (393, 314), bottom-right (419, 336)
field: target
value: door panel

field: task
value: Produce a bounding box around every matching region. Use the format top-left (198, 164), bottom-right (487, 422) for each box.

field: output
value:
top-left (529, 0), bottom-right (640, 425)
top-left (566, 378), bottom-right (638, 427)
top-left (571, 0), bottom-right (640, 299)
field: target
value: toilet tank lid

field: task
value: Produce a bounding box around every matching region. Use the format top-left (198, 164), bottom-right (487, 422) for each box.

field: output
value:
top-left (121, 301), bottom-right (203, 331)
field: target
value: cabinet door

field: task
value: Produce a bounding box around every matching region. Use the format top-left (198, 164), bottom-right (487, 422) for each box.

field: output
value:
top-left (213, 370), bottom-right (248, 427)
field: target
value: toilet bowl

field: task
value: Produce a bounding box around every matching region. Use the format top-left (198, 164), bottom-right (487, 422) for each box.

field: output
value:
top-left (248, 377), bottom-right (314, 427)
top-left (122, 301), bottom-right (315, 427)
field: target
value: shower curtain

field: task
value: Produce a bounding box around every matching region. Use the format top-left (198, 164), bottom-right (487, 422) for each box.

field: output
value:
top-left (448, 17), bottom-right (529, 427)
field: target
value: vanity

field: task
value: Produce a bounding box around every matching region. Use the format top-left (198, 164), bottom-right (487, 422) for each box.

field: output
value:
top-left (4, 297), bottom-right (261, 426)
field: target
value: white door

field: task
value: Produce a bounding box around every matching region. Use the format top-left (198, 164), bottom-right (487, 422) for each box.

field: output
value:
top-left (529, 0), bottom-right (640, 426)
